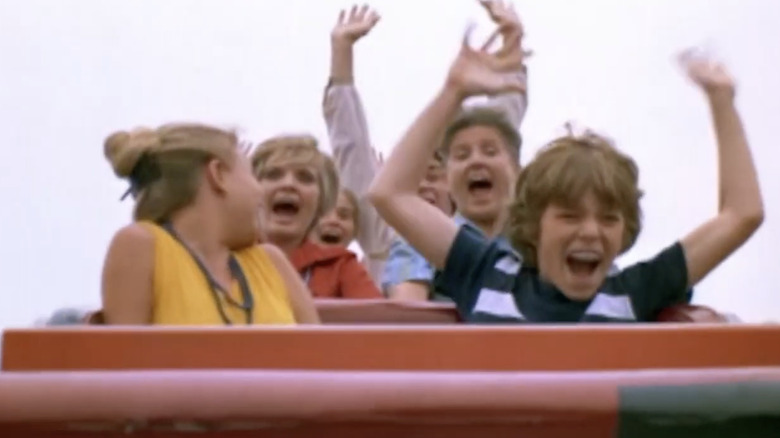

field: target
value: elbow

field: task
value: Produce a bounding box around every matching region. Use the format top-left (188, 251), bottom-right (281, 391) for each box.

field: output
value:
top-left (367, 182), bottom-right (389, 211)
top-left (743, 207), bottom-right (765, 232)
top-left (730, 205), bottom-right (765, 237)
top-left (742, 194), bottom-right (765, 231)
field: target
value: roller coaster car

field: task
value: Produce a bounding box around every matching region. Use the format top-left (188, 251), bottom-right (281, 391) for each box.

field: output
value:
top-left (1, 300), bottom-right (778, 438)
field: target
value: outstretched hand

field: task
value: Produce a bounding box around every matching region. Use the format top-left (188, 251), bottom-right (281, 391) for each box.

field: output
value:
top-left (332, 5), bottom-right (381, 44)
top-left (479, 0), bottom-right (532, 60)
top-left (445, 25), bottom-right (526, 99)
top-left (678, 48), bottom-right (736, 98)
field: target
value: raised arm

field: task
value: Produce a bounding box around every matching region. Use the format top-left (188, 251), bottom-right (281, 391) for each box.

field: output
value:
top-left (479, 0), bottom-right (529, 128)
top-left (368, 24), bottom-right (525, 269)
top-left (323, 5), bottom-right (393, 264)
top-left (678, 50), bottom-right (764, 287)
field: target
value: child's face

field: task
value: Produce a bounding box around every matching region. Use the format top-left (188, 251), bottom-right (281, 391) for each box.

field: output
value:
top-left (536, 191), bottom-right (625, 300)
top-left (312, 190), bottom-right (357, 247)
top-left (418, 158), bottom-right (452, 215)
top-left (257, 160), bottom-right (321, 244)
top-left (218, 150), bottom-right (265, 248)
top-left (446, 125), bottom-right (517, 225)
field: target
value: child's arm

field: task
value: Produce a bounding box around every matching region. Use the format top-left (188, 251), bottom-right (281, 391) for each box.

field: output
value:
top-left (323, 6), bottom-right (392, 270)
top-left (484, 67), bottom-right (528, 128)
top-left (678, 50), bottom-right (764, 287)
top-left (479, 0), bottom-right (529, 129)
top-left (264, 244), bottom-right (321, 323)
top-left (383, 238), bottom-right (434, 301)
top-left (368, 25), bottom-right (525, 269)
top-left (101, 224), bottom-right (154, 324)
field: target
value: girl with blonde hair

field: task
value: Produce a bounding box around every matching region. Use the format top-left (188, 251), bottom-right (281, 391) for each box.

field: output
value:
top-left (251, 134), bottom-right (382, 299)
top-left (101, 123), bottom-right (319, 325)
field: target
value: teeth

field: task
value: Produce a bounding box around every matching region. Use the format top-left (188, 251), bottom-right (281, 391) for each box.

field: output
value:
top-left (273, 193), bottom-right (299, 205)
top-left (569, 251), bottom-right (601, 262)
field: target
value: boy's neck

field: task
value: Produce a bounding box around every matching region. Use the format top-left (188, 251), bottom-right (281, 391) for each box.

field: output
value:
top-left (457, 211), bottom-right (504, 238)
top-left (473, 218), bottom-right (502, 239)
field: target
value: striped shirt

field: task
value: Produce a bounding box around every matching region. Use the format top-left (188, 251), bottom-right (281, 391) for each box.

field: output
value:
top-left (437, 225), bottom-right (690, 323)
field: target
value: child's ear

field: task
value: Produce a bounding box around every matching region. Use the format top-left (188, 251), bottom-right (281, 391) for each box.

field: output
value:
top-left (203, 158), bottom-right (230, 194)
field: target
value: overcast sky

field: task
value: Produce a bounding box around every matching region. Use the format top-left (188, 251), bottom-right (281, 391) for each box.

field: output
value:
top-left (0, 0), bottom-right (777, 326)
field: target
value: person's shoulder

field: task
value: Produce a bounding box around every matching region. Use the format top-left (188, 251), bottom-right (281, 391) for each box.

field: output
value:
top-left (234, 243), bottom-right (285, 270)
top-left (109, 222), bottom-right (155, 252)
top-left (255, 243), bottom-right (285, 261)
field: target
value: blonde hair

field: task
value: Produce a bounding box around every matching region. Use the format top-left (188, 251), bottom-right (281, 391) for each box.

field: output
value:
top-left (251, 134), bottom-right (339, 224)
top-left (104, 123), bottom-right (238, 223)
top-left (506, 129), bottom-right (643, 266)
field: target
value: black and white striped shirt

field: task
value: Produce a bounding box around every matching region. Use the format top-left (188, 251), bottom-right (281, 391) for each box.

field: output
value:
top-left (436, 225), bottom-right (690, 323)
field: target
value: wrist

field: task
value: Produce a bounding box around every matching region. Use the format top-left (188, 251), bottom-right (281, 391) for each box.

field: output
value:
top-left (330, 36), bottom-right (355, 50)
top-left (329, 76), bottom-right (354, 85)
top-left (706, 88), bottom-right (736, 105)
top-left (438, 83), bottom-right (467, 107)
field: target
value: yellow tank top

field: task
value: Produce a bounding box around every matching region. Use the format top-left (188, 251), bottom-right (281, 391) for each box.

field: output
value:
top-left (139, 222), bottom-right (295, 325)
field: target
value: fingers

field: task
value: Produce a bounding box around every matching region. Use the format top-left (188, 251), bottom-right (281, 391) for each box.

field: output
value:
top-left (478, 0), bottom-right (495, 17)
top-left (343, 4), bottom-right (380, 27)
top-left (356, 4), bottom-right (369, 21)
top-left (486, 73), bottom-right (526, 95)
top-left (461, 22), bottom-right (477, 50)
top-left (336, 9), bottom-right (346, 25)
top-left (480, 28), bottom-right (502, 52)
top-left (368, 10), bottom-right (381, 27)
top-left (488, 50), bottom-right (524, 72)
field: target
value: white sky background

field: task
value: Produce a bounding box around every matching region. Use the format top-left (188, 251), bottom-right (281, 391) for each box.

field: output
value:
top-left (0, 0), bottom-right (777, 326)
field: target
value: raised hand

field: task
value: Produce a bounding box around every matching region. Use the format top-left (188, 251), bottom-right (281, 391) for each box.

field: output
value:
top-left (479, 0), bottom-right (532, 59)
top-left (331, 5), bottom-right (381, 44)
top-left (479, 0), bottom-right (522, 38)
top-left (678, 48), bottom-right (736, 98)
top-left (445, 26), bottom-right (526, 99)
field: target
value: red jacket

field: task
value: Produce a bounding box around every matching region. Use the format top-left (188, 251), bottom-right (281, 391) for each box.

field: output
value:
top-left (290, 241), bottom-right (382, 299)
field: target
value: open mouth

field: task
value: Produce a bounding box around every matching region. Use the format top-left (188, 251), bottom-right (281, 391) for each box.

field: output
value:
top-left (318, 225), bottom-right (345, 245)
top-left (565, 251), bottom-right (602, 277)
top-left (271, 197), bottom-right (300, 218)
top-left (467, 177), bottom-right (493, 196)
top-left (320, 232), bottom-right (342, 245)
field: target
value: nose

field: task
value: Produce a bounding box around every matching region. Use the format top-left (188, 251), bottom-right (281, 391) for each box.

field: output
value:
top-left (465, 149), bottom-right (491, 167)
top-left (319, 209), bottom-right (339, 224)
top-left (577, 216), bottom-right (601, 240)
top-left (278, 170), bottom-right (298, 188)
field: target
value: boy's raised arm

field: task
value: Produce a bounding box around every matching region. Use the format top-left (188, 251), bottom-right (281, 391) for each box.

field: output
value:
top-left (368, 26), bottom-right (525, 269)
top-left (678, 50), bottom-right (764, 287)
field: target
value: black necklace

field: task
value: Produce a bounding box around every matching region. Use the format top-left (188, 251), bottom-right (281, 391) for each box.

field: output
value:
top-left (162, 223), bottom-right (254, 325)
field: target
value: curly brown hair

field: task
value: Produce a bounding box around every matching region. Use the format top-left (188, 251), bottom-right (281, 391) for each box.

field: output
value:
top-left (505, 129), bottom-right (644, 266)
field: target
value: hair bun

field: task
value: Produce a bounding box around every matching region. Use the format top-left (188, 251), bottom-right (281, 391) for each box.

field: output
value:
top-left (104, 128), bottom-right (162, 178)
